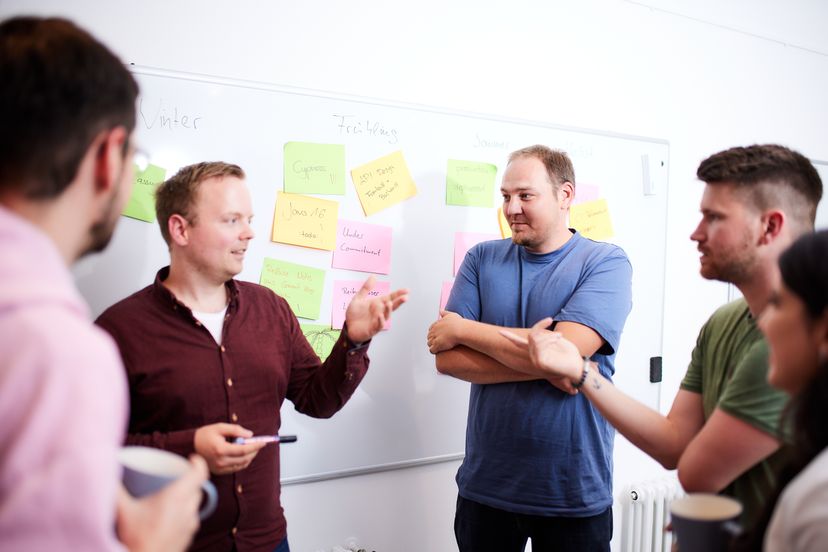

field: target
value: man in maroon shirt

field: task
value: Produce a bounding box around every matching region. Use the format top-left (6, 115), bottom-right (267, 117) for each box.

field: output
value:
top-left (97, 161), bottom-right (408, 552)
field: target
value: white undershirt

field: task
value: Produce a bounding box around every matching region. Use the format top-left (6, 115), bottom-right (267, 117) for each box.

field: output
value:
top-left (192, 306), bottom-right (228, 345)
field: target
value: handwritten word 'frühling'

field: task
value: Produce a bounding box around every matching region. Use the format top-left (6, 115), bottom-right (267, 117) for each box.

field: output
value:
top-left (139, 98), bottom-right (202, 131)
top-left (334, 115), bottom-right (399, 145)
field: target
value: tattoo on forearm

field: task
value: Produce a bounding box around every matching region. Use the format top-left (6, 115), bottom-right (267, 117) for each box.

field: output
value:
top-left (592, 377), bottom-right (602, 390)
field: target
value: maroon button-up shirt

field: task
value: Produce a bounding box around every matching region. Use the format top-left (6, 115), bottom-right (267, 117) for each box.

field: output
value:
top-left (96, 268), bottom-right (370, 551)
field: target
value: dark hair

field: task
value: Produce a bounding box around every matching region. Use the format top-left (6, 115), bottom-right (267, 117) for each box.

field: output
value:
top-left (697, 145), bottom-right (823, 232)
top-left (155, 161), bottom-right (246, 245)
top-left (732, 229), bottom-right (828, 551)
top-left (508, 145), bottom-right (576, 191)
top-left (0, 17), bottom-right (139, 198)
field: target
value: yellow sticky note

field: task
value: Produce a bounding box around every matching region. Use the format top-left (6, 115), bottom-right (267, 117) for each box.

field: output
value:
top-left (570, 198), bottom-right (614, 241)
top-left (498, 207), bottom-right (512, 239)
top-left (350, 150), bottom-right (417, 216)
top-left (272, 191), bottom-right (339, 250)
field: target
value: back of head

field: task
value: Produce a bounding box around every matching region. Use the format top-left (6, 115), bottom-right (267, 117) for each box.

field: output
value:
top-left (155, 161), bottom-right (245, 245)
top-left (779, 229), bottom-right (828, 319)
top-left (696, 144), bottom-right (823, 235)
top-left (508, 145), bottom-right (576, 191)
top-left (0, 16), bottom-right (138, 199)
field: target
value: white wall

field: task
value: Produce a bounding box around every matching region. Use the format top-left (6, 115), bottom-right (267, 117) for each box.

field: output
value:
top-left (3, 1), bottom-right (827, 550)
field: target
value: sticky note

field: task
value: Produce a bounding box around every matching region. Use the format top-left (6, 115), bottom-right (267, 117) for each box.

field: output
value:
top-left (300, 324), bottom-right (341, 360)
top-left (454, 232), bottom-right (500, 276)
top-left (572, 182), bottom-right (601, 205)
top-left (332, 219), bottom-right (393, 275)
top-left (446, 159), bottom-right (497, 207)
top-left (272, 191), bottom-right (339, 251)
top-left (284, 142), bottom-right (346, 195)
top-left (260, 258), bottom-right (325, 320)
top-left (570, 198), bottom-right (614, 241)
top-left (331, 279), bottom-right (391, 330)
top-left (123, 163), bottom-right (166, 223)
top-left (498, 207), bottom-right (512, 239)
top-left (439, 280), bottom-right (454, 313)
top-left (351, 150), bottom-right (417, 216)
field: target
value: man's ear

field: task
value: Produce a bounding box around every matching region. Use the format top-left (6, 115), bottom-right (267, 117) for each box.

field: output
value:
top-left (93, 126), bottom-right (129, 195)
top-left (167, 213), bottom-right (190, 246)
top-left (759, 210), bottom-right (785, 245)
top-left (559, 181), bottom-right (575, 209)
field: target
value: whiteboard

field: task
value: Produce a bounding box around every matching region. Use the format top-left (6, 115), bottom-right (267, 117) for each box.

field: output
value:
top-left (72, 66), bottom-right (670, 483)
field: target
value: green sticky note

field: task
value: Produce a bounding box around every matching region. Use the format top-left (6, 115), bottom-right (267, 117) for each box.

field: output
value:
top-left (284, 142), bottom-right (346, 195)
top-left (260, 258), bottom-right (325, 320)
top-left (123, 163), bottom-right (166, 222)
top-left (446, 159), bottom-right (497, 207)
top-left (300, 324), bottom-right (341, 360)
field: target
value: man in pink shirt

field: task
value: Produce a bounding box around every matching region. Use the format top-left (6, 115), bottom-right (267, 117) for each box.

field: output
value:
top-left (0, 16), bottom-right (208, 551)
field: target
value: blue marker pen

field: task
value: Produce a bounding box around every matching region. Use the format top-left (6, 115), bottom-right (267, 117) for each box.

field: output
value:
top-left (232, 434), bottom-right (298, 445)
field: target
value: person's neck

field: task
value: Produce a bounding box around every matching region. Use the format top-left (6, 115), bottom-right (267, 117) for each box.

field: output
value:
top-left (0, 192), bottom-right (87, 266)
top-left (163, 263), bottom-right (229, 313)
top-left (735, 258), bottom-right (782, 318)
top-left (525, 226), bottom-right (574, 255)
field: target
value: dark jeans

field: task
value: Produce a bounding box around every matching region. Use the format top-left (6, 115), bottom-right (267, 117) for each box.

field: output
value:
top-left (454, 495), bottom-right (612, 552)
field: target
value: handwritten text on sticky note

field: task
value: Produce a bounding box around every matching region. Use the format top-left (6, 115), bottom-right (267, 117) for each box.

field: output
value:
top-left (332, 219), bottom-right (393, 274)
top-left (272, 191), bottom-right (339, 250)
top-left (446, 159), bottom-right (497, 207)
top-left (570, 198), bottom-right (614, 241)
top-left (300, 324), bottom-right (341, 360)
top-left (260, 258), bottom-right (325, 320)
top-left (283, 141), bottom-right (346, 195)
top-left (331, 279), bottom-right (391, 330)
top-left (350, 150), bottom-right (417, 216)
top-left (123, 163), bottom-right (166, 223)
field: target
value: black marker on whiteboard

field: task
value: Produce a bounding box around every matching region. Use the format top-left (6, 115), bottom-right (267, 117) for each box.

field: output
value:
top-left (231, 434), bottom-right (298, 445)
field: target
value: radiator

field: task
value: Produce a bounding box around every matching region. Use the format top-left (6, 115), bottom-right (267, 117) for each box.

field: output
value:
top-left (617, 477), bottom-right (685, 552)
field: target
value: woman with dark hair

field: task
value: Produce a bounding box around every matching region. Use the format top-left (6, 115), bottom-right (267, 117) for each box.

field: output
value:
top-left (742, 229), bottom-right (828, 551)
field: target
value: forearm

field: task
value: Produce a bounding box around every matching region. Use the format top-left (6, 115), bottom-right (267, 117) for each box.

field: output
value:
top-left (455, 321), bottom-right (539, 373)
top-left (578, 366), bottom-right (688, 468)
top-left (435, 346), bottom-right (540, 384)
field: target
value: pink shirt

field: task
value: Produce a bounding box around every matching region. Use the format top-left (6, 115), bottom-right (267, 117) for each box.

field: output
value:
top-left (0, 206), bottom-right (128, 551)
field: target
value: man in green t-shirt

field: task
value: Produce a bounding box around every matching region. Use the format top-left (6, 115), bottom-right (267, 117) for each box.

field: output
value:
top-left (503, 144), bottom-right (823, 525)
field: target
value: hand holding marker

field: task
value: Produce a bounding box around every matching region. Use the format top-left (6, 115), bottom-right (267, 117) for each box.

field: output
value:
top-left (232, 434), bottom-right (298, 445)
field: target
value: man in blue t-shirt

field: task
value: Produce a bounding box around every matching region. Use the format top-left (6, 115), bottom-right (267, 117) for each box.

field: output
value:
top-left (427, 145), bottom-right (632, 552)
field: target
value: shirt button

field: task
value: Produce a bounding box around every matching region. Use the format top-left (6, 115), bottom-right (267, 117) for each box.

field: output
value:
top-left (220, 345), bottom-right (226, 352)
top-left (232, 527), bottom-right (238, 536)
top-left (195, 320), bottom-right (202, 327)
top-left (231, 413), bottom-right (238, 422)
top-left (346, 372), bottom-right (353, 381)
top-left (226, 378), bottom-right (233, 387)
top-left (237, 484), bottom-right (243, 494)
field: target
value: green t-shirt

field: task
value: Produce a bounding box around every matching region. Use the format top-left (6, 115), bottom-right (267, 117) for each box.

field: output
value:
top-left (681, 297), bottom-right (790, 525)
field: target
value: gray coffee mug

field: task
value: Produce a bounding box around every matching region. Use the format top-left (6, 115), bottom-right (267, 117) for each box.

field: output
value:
top-left (119, 446), bottom-right (218, 520)
top-left (670, 493), bottom-right (742, 552)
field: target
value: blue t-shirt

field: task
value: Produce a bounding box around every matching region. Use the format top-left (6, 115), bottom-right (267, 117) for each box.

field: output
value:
top-left (447, 231), bottom-right (632, 516)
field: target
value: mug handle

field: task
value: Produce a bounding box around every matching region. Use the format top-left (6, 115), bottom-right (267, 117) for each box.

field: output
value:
top-left (199, 480), bottom-right (218, 520)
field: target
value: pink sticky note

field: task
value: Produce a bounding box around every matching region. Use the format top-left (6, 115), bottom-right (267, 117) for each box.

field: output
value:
top-left (332, 220), bottom-right (393, 274)
top-left (439, 280), bottom-right (454, 314)
top-left (572, 182), bottom-right (600, 205)
top-left (454, 232), bottom-right (499, 276)
top-left (332, 279), bottom-right (392, 330)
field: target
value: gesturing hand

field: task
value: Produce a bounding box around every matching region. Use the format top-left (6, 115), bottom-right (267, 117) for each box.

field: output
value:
top-left (500, 317), bottom-right (583, 382)
top-left (344, 275), bottom-right (409, 343)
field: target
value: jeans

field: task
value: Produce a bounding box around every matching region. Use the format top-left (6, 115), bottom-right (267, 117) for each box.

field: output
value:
top-left (454, 495), bottom-right (612, 552)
